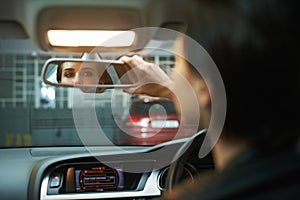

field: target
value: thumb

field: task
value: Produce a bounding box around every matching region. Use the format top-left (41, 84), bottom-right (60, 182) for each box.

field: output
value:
top-left (123, 87), bottom-right (137, 94)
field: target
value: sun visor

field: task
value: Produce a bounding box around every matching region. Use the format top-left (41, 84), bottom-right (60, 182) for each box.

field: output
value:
top-left (0, 21), bottom-right (28, 39)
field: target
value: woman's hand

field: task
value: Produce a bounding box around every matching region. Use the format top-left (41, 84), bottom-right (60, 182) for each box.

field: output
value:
top-left (119, 55), bottom-right (175, 99)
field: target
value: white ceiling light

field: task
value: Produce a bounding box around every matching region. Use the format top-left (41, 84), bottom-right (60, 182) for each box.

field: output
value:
top-left (47, 30), bottom-right (135, 47)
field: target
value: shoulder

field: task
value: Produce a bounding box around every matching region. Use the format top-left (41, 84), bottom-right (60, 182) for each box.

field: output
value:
top-left (163, 147), bottom-right (300, 200)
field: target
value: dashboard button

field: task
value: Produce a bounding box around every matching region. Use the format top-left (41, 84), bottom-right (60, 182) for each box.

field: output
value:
top-left (50, 174), bottom-right (61, 188)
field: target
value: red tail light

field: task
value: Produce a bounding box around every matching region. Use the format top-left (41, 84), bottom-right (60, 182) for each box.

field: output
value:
top-left (129, 117), bottom-right (140, 123)
top-left (128, 117), bottom-right (150, 127)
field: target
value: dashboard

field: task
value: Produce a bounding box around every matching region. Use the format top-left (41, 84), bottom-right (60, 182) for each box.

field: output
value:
top-left (0, 138), bottom-right (213, 200)
top-left (41, 156), bottom-right (161, 199)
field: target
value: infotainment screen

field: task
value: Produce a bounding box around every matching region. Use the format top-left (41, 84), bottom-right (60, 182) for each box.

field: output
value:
top-left (74, 165), bottom-right (124, 192)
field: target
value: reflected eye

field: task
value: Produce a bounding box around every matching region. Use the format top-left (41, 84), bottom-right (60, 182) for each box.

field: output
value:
top-left (63, 72), bottom-right (75, 78)
top-left (80, 70), bottom-right (94, 77)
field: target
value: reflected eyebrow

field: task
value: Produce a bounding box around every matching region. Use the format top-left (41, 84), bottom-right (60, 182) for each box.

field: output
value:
top-left (80, 66), bottom-right (97, 71)
top-left (62, 68), bottom-right (76, 71)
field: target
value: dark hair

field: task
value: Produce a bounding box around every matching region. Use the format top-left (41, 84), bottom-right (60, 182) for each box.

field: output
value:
top-left (56, 64), bottom-right (62, 83)
top-left (186, 0), bottom-right (300, 146)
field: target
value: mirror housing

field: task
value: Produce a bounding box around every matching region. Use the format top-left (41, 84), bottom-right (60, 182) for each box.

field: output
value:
top-left (42, 58), bottom-right (138, 93)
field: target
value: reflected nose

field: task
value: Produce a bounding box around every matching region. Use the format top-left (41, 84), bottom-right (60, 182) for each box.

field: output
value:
top-left (74, 73), bottom-right (82, 85)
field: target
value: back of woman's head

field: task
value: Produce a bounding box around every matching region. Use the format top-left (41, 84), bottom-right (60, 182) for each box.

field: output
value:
top-left (185, 0), bottom-right (300, 145)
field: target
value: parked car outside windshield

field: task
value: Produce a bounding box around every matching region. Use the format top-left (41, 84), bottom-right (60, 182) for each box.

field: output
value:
top-left (118, 97), bottom-right (180, 145)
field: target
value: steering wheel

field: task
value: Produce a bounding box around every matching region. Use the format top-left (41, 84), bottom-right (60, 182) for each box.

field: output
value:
top-left (165, 130), bottom-right (209, 190)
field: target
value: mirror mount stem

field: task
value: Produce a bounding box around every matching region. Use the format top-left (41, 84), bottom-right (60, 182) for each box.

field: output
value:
top-left (81, 52), bottom-right (103, 60)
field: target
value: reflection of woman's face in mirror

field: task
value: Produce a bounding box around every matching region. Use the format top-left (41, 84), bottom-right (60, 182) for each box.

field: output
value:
top-left (60, 62), bottom-right (104, 85)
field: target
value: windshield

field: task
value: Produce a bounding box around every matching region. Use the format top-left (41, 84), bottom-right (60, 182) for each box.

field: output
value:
top-left (0, 39), bottom-right (176, 148)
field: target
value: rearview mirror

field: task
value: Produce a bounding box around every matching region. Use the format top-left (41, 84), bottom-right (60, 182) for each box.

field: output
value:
top-left (42, 58), bottom-right (138, 93)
